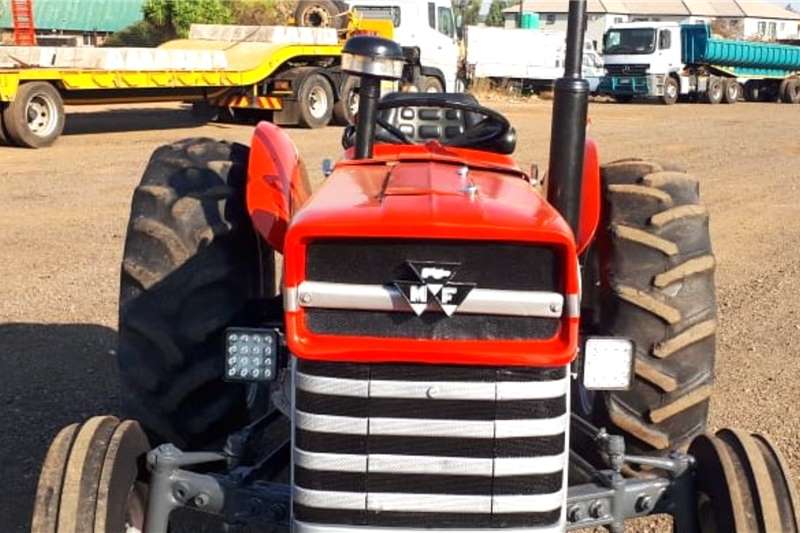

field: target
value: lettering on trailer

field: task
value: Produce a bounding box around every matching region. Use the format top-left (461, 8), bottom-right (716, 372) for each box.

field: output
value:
top-left (394, 261), bottom-right (475, 316)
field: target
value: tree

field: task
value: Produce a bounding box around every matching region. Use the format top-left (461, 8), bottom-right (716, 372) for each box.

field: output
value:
top-left (485, 0), bottom-right (508, 27)
top-left (142, 0), bottom-right (232, 38)
top-left (453, 0), bottom-right (482, 26)
top-left (228, 0), bottom-right (294, 25)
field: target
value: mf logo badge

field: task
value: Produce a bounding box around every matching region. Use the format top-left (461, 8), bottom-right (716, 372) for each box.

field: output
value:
top-left (394, 261), bottom-right (475, 317)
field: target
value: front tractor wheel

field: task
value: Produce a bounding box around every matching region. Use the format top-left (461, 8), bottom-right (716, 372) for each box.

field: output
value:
top-left (691, 429), bottom-right (800, 532)
top-left (583, 159), bottom-right (716, 455)
top-left (118, 138), bottom-right (272, 447)
top-left (31, 416), bottom-right (150, 533)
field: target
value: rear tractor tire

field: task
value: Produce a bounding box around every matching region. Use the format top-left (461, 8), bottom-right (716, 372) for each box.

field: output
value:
top-left (418, 75), bottom-right (445, 93)
top-left (583, 159), bottom-right (716, 455)
top-left (118, 138), bottom-right (273, 447)
top-left (0, 103), bottom-right (11, 146)
top-left (691, 429), bottom-right (800, 532)
top-left (2, 81), bottom-right (65, 148)
top-left (32, 416), bottom-right (150, 533)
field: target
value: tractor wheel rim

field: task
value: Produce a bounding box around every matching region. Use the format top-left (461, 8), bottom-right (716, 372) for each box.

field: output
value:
top-left (26, 94), bottom-right (58, 137)
top-left (667, 83), bottom-right (677, 99)
top-left (308, 86), bottom-right (329, 119)
top-left (124, 482), bottom-right (147, 533)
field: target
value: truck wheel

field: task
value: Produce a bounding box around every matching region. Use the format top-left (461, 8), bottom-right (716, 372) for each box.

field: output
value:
top-left (583, 159), bottom-right (716, 455)
top-left (118, 138), bottom-right (269, 447)
top-left (295, 1), bottom-right (347, 29)
top-left (722, 79), bottom-right (739, 104)
top-left (418, 75), bottom-right (445, 93)
top-left (661, 77), bottom-right (679, 105)
top-left (332, 74), bottom-right (359, 126)
top-left (690, 429), bottom-right (800, 532)
top-left (1, 82), bottom-right (65, 148)
top-left (297, 73), bottom-right (334, 128)
top-left (743, 80), bottom-right (761, 102)
top-left (781, 79), bottom-right (800, 104)
top-left (703, 78), bottom-right (723, 104)
top-left (0, 104), bottom-right (11, 146)
top-left (31, 417), bottom-right (150, 533)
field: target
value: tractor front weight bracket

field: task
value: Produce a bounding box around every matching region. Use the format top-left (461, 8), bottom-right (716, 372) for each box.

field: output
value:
top-left (144, 443), bottom-right (291, 533)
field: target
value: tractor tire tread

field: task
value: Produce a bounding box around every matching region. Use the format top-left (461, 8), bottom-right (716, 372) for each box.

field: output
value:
top-left (118, 138), bottom-right (262, 447)
top-left (590, 159), bottom-right (716, 454)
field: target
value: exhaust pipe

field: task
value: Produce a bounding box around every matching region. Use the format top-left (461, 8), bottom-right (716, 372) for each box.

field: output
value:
top-left (546, 0), bottom-right (589, 237)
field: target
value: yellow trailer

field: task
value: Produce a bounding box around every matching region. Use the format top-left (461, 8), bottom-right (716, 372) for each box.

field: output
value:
top-left (0, 17), bottom-right (400, 148)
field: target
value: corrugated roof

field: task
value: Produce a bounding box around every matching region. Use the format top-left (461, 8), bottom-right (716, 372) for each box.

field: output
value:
top-left (735, 1), bottom-right (800, 20)
top-left (682, 0), bottom-right (744, 17)
top-left (0, 0), bottom-right (145, 32)
top-left (504, 0), bottom-right (800, 20)
top-left (502, 1), bottom-right (611, 14)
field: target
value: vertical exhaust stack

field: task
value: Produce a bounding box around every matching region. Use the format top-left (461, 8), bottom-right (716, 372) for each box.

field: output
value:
top-left (341, 36), bottom-right (405, 159)
top-left (547, 0), bottom-right (589, 237)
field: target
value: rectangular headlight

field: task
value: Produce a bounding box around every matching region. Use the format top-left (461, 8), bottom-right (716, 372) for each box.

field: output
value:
top-left (582, 337), bottom-right (634, 390)
top-left (224, 328), bottom-right (279, 383)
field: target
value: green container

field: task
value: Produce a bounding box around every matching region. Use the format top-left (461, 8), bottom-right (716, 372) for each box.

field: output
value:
top-left (682, 24), bottom-right (800, 71)
top-left (521, 11), bottom-right (540, 30)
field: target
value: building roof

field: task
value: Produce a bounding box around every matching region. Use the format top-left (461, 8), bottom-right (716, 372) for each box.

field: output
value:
top-left (504, 0), bottom-right (800, 20)
top-left (0, 0), bottom-right (145, 32)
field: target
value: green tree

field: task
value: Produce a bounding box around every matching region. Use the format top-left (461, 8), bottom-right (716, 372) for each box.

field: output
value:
top-left (453, 0), bottom-right (482, 26)
top-left (485, 0), bottom-right (508, 27)
top-left (142, 0), bottom-right (232, 38)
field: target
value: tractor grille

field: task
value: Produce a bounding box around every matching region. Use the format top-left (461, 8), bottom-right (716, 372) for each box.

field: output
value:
top-left (605, 63), bottom-right (649, 76)
top-left (302, 240), bottom-right (562, 341)
top-left (292, 358), bottom-right (569, 531)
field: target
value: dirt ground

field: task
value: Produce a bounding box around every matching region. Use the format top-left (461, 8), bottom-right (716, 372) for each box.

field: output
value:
top-left (1, 99), bottom-right (799, 532)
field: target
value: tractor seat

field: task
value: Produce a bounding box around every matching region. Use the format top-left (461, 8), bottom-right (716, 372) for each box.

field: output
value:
top-left (342, 92), bottom-right (516, 155)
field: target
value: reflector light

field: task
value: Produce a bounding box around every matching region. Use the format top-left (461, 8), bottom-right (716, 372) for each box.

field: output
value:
top-left (224, 328), bottom-right (278, 382)
top-left (582, 337), bottom-right (634, 390)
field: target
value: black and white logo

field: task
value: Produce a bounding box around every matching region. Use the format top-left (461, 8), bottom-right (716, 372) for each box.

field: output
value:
top-left (394, 261), bottom-right (475, 317)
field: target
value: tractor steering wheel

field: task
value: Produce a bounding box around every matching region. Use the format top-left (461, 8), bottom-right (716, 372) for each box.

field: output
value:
top-left (375, 95), bottom-right (512, 150)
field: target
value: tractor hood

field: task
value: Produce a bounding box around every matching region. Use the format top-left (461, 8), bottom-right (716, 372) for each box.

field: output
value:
top-left (283, 157), bottom-right (575, 259)
top-left (279, 150), bottom-right (581, 368)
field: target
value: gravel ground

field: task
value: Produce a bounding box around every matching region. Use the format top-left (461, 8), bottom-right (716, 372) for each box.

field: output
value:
top-left (1, 99), bottom-right (798, 532)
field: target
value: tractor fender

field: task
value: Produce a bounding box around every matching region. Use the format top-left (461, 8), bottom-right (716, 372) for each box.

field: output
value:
top-left (246, 122), bottom-right (312, 252)
top-left (576, 138), bottom-right (601, 255)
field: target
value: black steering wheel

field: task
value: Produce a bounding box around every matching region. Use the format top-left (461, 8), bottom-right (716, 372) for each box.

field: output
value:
top-left (375, 95), bottom-right (512, 149)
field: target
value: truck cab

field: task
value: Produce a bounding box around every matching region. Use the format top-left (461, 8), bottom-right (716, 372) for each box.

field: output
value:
top-left (599, 21), bottom-right (683, 102)
top-left (345, 0), bottom-right (460, 91)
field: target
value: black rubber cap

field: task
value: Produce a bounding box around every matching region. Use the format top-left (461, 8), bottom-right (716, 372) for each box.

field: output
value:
top-left (342, 35), bottom-right (404, 61)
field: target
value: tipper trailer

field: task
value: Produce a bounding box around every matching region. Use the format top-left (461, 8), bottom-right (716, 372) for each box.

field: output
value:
top-left (598, 21), bottom-right (800, 104)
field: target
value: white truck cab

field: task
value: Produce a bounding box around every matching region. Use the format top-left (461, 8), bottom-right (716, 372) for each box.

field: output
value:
top-left (345, 0), bottom-right (460, 91)
top-left (599, 21), bottom-right (683, 103)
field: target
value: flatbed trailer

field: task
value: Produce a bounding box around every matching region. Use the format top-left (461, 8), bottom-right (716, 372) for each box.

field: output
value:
top-left (0, 18), bottom-right (413, 148)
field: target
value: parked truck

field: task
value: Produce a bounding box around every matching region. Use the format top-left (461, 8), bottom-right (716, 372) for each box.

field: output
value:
top-left (0, 0), bottom-right (459, 148)
top-left (598, 21), bottom-right (800, 104)
top-left (465, 25), bottom-right (604, 93)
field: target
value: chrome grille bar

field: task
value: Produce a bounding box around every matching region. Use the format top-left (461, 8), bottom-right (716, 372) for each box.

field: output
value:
top-left (286, 281), bottom-right (564, 318)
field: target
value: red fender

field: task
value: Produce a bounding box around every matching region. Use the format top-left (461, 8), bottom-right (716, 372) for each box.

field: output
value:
top-left (576, 138), bottom-right (601, 255)
top-left (246, 122), bottom-right (311, 253)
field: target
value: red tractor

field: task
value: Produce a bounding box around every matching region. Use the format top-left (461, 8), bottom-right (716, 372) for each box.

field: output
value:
top-left (31, 2), bottom-right (799, 532)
